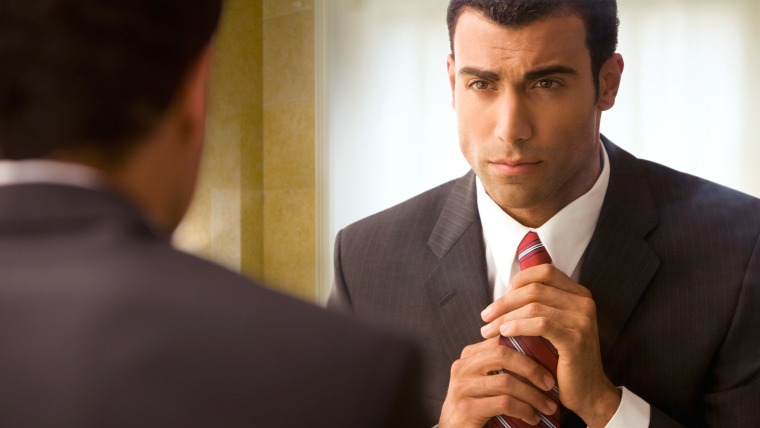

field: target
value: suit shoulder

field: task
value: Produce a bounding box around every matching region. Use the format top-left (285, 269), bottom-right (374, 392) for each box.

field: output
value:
top-left (341, 174), bottom-right (467, 237)
top-left (629, 159), bottom-right (760, 250)
top-left (129, 242), bottom-right (415, 344)
top-left (638, 159), bottom-right (760, 214)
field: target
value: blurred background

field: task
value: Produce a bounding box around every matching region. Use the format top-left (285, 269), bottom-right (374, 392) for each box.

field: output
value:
top-left (174, 0), bottom-right (760, 303)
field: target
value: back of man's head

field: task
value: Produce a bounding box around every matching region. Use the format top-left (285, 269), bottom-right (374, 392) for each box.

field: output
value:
top-left (0, 0), bottom-right (223, 164)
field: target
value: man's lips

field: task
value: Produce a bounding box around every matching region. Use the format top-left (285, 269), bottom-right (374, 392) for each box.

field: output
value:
top-left (488, 159), bottom-right (542, 176)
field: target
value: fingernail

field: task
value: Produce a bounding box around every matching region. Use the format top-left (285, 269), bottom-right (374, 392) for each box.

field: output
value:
top-left (543, 374), bottom-right (555, 391)
top-left (480, 324), bottom-right (489, 336)
top-left (546, 399), bottom-right (558, 414)
top-left (499, 322), bottom-right (509, 336)
top-left (480, 306), bottom-right (492, 320)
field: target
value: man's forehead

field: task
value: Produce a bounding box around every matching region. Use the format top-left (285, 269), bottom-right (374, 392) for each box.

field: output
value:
top-left (451, 9), bottom-right (589, 67)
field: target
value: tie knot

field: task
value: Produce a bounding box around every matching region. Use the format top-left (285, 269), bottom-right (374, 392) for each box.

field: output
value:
top-left (517, 231), bottom-right (552, 270)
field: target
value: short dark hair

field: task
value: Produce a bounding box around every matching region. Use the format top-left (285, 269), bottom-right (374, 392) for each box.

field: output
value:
top-left (0, 0), bottom-right (223, 162)
top-left (446, 0), bottom-right (619, 96)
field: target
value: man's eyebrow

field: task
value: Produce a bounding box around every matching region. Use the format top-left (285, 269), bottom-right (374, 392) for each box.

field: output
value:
top-left (524, 65), bottom-right (578, 81)
top-left (458, 67), bottom-right (500, 81)
top-left (458, 65), bottom-right (578, 82)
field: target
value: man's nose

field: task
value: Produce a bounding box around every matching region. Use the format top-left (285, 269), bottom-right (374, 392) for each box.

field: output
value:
top-left (493, 91), bottom-right (532, 144)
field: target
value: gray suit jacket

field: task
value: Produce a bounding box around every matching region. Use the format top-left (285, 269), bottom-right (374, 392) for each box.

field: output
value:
top-left (329, 137), bottom-right (760, 427)
top-left (0, 183), bottom-right (425, 427)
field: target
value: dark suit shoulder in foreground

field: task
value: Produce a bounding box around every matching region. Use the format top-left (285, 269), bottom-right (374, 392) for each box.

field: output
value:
top-left (0, 184), bottom-right (425, 428)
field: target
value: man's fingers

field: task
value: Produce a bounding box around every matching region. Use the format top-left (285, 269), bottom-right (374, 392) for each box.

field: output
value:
top-left (474, 393), bottom-right (547, 426)
top-left (454, 343), bottom-right (556, 392)
top-left (496, 316), bottom-right (588, 354)
top-left (484, 299), bottom-right (593, 339)
top-left (511, 264), bottom-right (592, 297)
top-left (445, 395), bottom-right (542, 427)
top-left (481, 287), bottom-right (594, 339)
top-left (481, 276), bottom-right (595, 341)
top-left (481, 291), bottom-right (560, 338)
top-left (481, 272), bottom-right (587, 325)
top-left (459, 336), bottom-right (501, 359)
top-left (444, 338), bottom-right (562, 428)
top-left (465, 372), bottom-right (558, 416)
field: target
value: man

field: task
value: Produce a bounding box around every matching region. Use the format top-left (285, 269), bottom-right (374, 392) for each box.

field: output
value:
top-left (329, 0), bottom-right (760, 427)
top-left (0, 1), bottom-right (425, 426)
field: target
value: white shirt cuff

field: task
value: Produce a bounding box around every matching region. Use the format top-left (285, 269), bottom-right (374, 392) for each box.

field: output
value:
top-left (602, 386), bottom-right (650, 428)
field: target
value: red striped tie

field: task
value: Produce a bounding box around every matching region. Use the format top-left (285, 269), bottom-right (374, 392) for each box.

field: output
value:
top-left (490, 232), bottom-right (560, 428)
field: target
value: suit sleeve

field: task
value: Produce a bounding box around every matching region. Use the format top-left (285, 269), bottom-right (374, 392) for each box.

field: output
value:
top-left (327, 229), bottom-right (354, 313)
top-left (701, 232), bottom-right (760, 426)
top-left (649, 407), bottom-right (685, 427)
top-left (327, 229), bottom-right (427, 426)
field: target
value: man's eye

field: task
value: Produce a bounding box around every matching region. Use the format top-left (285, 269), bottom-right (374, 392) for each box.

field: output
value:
top-left (534, 79), bottom-right (559, 89)
top-left (470, 81), bottom-right (490, 90)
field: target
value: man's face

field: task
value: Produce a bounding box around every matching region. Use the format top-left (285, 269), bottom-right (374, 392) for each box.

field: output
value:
top-left (448, 10), bottom-right (619, 226)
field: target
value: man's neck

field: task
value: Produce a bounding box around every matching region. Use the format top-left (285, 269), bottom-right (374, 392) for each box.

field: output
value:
top-left (500, 144), bottom-right (605, 228)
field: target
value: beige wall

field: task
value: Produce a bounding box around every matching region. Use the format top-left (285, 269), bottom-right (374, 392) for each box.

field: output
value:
top-left (174, 0), bottom-right (317, 303)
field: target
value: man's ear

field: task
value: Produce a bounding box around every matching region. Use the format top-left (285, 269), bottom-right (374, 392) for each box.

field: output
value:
top-left (175, 45), bottom-right (214, 147)
top-left (597, 53), bottom-right (624, 111)
top-left (446, 54), bottom-right (456, 109)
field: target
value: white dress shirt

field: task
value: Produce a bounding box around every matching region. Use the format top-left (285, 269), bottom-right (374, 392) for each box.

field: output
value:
top-left (476, 143), bottom-right (650, 427)
top-left (0, 159), bottom-right (105, 189)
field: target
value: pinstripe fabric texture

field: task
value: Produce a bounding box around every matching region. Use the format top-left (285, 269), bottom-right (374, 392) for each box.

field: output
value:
top-left (329, 137), bottom-right (760, 427)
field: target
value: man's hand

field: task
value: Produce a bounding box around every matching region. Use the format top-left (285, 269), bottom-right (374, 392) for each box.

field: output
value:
top-left (438, 337), bottom-right (559, 428)
top-left (479, 264), bottom-right (621, 428)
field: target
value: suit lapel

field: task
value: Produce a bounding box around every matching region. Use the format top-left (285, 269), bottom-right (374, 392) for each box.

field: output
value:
top-left (423, 172), bottom-right (491, 361)
top-left (580, 138), bottom-right (661, 359)
top-left (420, 140), bottom-right (662, 363)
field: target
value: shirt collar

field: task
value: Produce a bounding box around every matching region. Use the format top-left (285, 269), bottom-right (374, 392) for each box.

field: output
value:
top-left (0, 159), bottom-right (106, 190)
top-left (477, 142), bottom-right (611, 285)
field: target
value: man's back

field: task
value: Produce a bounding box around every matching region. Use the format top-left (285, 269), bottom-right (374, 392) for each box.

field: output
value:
top-left (0, 183), bottom-right (423, 427)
